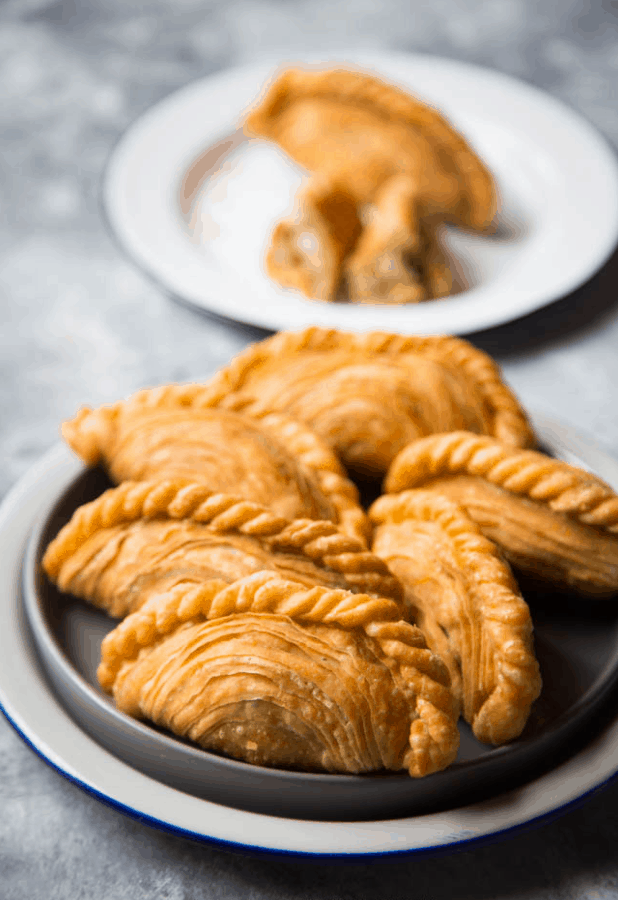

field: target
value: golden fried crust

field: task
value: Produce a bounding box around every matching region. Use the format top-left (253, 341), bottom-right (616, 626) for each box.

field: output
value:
top-left (370, 490), bottom-right (541, 744)
top-left (244, 67), bottom-right (497, 232)
top-left (347, 212), bottom-right (454, 305)
top-left (266, 176), bottom-right (362, 302)
top-left (418, 224), bottom-right (456, 300)
top-left (41, 480), bottom-right (401, 618)
top-left (61, 385), bottom-right (369, 545)
top-left (198, 328), bottom-right (535, 476)
top-left (98, 571), bottom-right (459, 777)
top-left (345, 175), bottom-right (427, 304)
top-left (385, 432), bottom-right (618, 595)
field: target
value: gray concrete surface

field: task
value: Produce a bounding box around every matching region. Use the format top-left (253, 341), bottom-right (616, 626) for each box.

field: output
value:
top-left (2, 1), bottom-right (618, 896)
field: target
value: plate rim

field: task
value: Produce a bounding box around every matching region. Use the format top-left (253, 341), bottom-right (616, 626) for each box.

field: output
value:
top-left (1, 420), bottom-right (618, 856)
top-left (102, 50), bottom-right (618, 336)
top-left (21, 457), bottom-right (618, 821)
top-left (3, 700), bottom-right (618, 861)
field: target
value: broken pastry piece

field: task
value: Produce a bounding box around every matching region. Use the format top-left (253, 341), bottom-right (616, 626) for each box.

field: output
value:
top-left (62, 385), bottom-right (369, 544)
top-left (385, 432), bottom-right (618, 596)
top-left (418, 223), bottom-right (456, 300)
top-left (370, 490), bottom-right (541, 744)
top-left (245, 66), bottom-right (497, 302)
top-left (98, 570), bottom-right (460, 777)
top-left (42, 480), bottom-right (401, 618)
top-left (202, 327), bottom-right (535, 476)
top-left (266, 175), bottom-right (362, 301)
top-left (345, 175), bottom-right (430, 304)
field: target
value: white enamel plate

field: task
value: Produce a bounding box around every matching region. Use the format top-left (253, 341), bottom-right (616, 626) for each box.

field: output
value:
top-left (2, 417), bottom-right (618, 858)
top-left (103, 52), bottom-right (618, 335)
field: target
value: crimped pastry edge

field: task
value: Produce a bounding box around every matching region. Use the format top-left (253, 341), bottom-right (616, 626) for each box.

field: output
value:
top-left (197, 328), bottom-right (536, 451)
top-left (384, 431), bottom-right (618, 534)
top-left (61, 332), bottom-right (535, 479)
top-left (98, 569), bottom-right (459, 778)
top-left (369, 488), bottom-right (542, 744)
top-left (41, 479), bottom-right (401, 603)
top-left (61, 390), bottom-right (370, 545)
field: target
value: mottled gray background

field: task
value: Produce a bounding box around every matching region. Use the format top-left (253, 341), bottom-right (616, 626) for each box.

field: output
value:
top-left (2, 1), bottom-right (618, 897)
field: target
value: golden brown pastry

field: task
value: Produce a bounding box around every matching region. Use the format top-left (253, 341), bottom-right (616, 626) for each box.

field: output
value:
top-left (62, 385), bottom-right (368, 544)
top-left (245, 66), bottom-right (497, 232)
top-left (385, 432), bottom-right (618, 596)
top-left (202, 327), bottom-right (535, 476)
top-left (417, 224), bottom-right (456, 301)
top-left (266, 175), bottom-right (362, 301)
top-left (344, 175), bottom-right (430, 304)
top-left (370, 490), bottom-right (541, 744)
top-left (98, 570), bottom-right (460, 777)
top-left (42, 480), bottom-right (401, 618)
top-left (245, 66), bottom-right (497, 302)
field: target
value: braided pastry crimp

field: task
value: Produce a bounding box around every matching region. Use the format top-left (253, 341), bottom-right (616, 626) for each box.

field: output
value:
top-left (385, 432), bottom-right (618, 533)
top-left (42, 479), bottom-right (401, 602)
top-left (370, 489), bottom-right (541, 745)
top-left (61, 386), bottom-right (369, 545)
top-left (193, 327), bottom-right (535, 451)
top-left (98, 570), bottom-right (459, 778)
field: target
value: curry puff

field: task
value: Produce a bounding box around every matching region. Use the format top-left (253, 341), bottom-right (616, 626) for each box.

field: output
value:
top-left (370, 490), bottom-right (541, 744)
top-left (97, 571), bottom-right (460, 777)
top-left (385, 432), bottom-right (618, 596)
top-left (203, 327), bottom-right (535, 476)
top-left (345, 179), bottom-right (454, 304)
top-left (244, 67), bottom-right (497, 304)
top-left (42, 480), bottom-right (400, 619)
top-left (62, 386), bottom-right (368, 544)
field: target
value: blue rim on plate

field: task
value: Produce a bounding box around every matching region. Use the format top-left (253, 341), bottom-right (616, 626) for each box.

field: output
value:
top-left (2, 421), bottom-right (618, 857)
top-left (21, 462), bottom-right (618, 823)
top-left (3, 701), bottom-right (618, 860)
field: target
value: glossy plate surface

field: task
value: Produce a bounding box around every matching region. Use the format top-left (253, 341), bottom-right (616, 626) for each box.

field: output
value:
top-left (103, 52), bottom-right (618, 335)
top-left (2, 416), bottom-right (618, 854)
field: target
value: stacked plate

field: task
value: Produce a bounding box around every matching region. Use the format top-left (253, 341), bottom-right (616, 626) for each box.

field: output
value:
top-left (2, 415), bottom-right (618, 857)
top-left (4, 52), bottom-right (618, 857)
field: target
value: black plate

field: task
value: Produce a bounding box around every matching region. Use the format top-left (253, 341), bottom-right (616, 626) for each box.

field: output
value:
top-left (22, 418), bottom-right (618, 821)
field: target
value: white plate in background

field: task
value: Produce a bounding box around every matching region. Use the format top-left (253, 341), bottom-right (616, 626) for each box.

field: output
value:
top-left (103, 52), bottom-right (618, 335)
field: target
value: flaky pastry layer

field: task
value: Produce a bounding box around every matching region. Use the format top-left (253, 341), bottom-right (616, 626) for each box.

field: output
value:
top-left (197, 328), bottom-right (535, 475)
top-left (42, 480), bottom-right (401, 617)
top-left (385, 432), bottom-right (618, 594)
top-left (99, 571), bottom-right (459, 777)
top-left (370, 489), bottom-right (541, 744)
top-left (62, 388), bottom-right (368, 544)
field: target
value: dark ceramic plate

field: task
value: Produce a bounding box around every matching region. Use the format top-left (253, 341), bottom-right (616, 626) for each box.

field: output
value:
top-left (22, 415), bottom-right (618, 821)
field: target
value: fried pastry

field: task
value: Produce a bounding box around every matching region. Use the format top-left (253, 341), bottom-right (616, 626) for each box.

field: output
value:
top-left (418, 223), bottom-right (456, 300)
top-left (245, 67), bottom-right (497, 303)
top-left (385, 432), bottom-right (618, 596)
top-left (266, 175), bottom-right (362, 301)
top-left (344, 175), bottom-right (429, 304)
top-left (42, 480), bottom-right (401, 618)
top-left (245, 66), bottom-right (497, 232)
top-left (62, 385), bottom-right (368, 544)
top-left (201, 327), bottom-right (535, 476)
top-left (370, 490), bottom-right (541, 744)
top-left (98, 570), bottom-right (460, 777)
